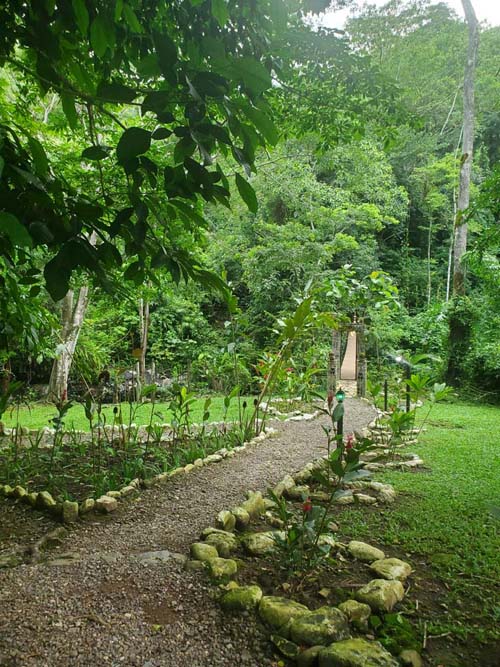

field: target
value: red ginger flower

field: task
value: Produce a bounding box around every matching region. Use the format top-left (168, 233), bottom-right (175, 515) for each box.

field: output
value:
top-left (303, 498), bottom-right (313, 513)
top-left (345, 433), bottom-right (355, 450)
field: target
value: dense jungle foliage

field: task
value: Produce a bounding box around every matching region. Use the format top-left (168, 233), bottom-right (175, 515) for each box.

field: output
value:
top-left (0, 0), bottom-right (499, 400)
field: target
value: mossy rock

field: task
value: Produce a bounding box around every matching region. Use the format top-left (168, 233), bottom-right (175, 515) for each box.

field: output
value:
top-left (270, 634), bottom-right (300, 660)
top-left (242, 531), bottom-right (281, 556)
top-left (290, 606), bottom-right (350, 646)
top-left (36, 491), bottom-right (57, 511)
top-left (347, 541), bottom-right (385, 563)
top-left (62, 500), bottom-right (79, 523)
top-left (221, 585), bottom-right (263, 612)
top-left (185, 559), bottom-right (205, 572)
top-left (216, 510), bottom-right (236, 532)
top-left (298, 646), bottom-right (323, 667)
top-left (258, 596), bottom-right (310, 636)
top-left (232, 506), bottom-right (251, 529)
top-left (204, 531), bottom-right (238, 558)
top-left (13, 486), bottom-right (27, 500)
top-left (338, 600), bottom-right (371, 630)
top-left (79, 498), bottom-right (95, 514)
top-left (355, 580), bottom-right (404, 613)
top-left (206, 557), bottom-right (238, 581)
top-left (241, 490), bottom-right (266, 518)
top-left (370, 558), bottom-right (412, 583)
top-left (190, 542), bottom-right (219, 562)
top-left (318, 638), bottom-right (399, 667)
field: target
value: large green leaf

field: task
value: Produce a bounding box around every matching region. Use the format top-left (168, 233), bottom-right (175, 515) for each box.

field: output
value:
top-left (231, 57), bottom-right (272, 95)
top-left (174, 136), bottom-right (196, 164)
top-left (211, 0), bottom-right (229, 26)
top-left (61, 93), bottom-right (78, 130)
top-left (122, 4), bottom-right (143, 32)
top-left (243, 105), bottom-right (279, 145)
top-left (116, 127), bottom-right (151, 165)
top-left (81, 145), bottom-right (110, 160)
top-left (96, 81), bottom-right (137, 103)
top-left (28, 136), bottom-right (49, 177)
top-left (72, 0), bottom-right (89, 35)
top-left (235, 173), bottom-right (258, 213)
top-left (154, 32), bottom-right (178, 83)
top-left (44, 257), bottom-right (70, 301)
top-left (0, 213), bottom-right (32, 247)
top-left (90, 15), bottom-right (114, 58)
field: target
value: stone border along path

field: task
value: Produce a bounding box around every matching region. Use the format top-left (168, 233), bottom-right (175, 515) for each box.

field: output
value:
top-left (189, 455), bottom-right (418, 667)
top-left (0, 405), bottom-right (321, 524)
top-left (0, 398), bottom-right (376, 667)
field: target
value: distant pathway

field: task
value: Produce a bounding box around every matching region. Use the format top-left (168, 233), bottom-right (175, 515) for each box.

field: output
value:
top-left (0, 399), bottom-right (375, 667)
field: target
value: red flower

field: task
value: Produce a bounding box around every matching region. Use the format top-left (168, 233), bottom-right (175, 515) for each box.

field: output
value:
top-left (61, 389), bottom-right (67, 402)
top-left (303, 498), bottom-right (313, 513)
top-left (327, 391), bottom-right (334, 408)
top-left (345, 433), bottom-right (355, 450)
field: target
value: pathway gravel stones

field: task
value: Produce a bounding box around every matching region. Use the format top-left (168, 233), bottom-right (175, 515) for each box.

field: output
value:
top-left (0, 398), bottom-right (376, 667)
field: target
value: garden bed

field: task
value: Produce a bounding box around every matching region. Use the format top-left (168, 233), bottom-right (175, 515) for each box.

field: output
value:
top-left (185, 455), bottom-right (422, 667)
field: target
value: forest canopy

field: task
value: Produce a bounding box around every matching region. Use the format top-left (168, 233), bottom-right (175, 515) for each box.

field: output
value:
top-left (0, 0), bottom-right (499, 398)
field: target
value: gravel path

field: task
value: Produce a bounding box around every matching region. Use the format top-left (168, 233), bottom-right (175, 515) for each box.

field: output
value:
top-left (0, 399), bottom-right (375, 667)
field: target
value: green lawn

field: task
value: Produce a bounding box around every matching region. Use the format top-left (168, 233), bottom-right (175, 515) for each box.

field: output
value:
top-left (1, 395), bottom-right (258, 431)
top-left (339, 401), bottom-right (500, 659)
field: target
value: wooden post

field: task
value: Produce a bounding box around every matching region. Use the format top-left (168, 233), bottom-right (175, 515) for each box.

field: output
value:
top-left (327, 351), bottom-right (336, 398)
top-left (356, 324), bottom-right (367, 398)
top-left (135, 362), bottom-right (141, 402)
top-left (332, 329), bottom-right (341, 383)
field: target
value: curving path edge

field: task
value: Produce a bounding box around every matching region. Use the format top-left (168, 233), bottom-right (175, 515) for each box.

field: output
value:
top-left (0, 398), bottom-right (376, 667)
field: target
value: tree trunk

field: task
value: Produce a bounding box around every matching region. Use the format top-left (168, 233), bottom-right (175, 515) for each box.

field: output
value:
top-left (427, 217), bottom-right (433, 305)
top-left (138, 297), bottom-right (150, 383)
top-left (48, 286), bottom-right (90, 401)
top-left (452, 0), bottom-right (479, 295)
top-left (447, 0), bottom-right (479, 385)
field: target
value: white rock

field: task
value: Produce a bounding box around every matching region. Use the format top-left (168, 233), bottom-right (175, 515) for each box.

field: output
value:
top-left (348, 541), bottom-right (385, 563)
top-left (370, 558), bottom-right (412, 582)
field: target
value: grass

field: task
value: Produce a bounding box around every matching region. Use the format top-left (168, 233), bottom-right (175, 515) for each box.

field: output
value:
top-left (339, 401), bottom-right (500, 657)
top-left (1, 395), bottom-right (258, 431)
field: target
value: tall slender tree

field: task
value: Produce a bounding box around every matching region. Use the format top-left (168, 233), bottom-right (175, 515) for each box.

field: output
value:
top-left (453, 0), bottom-right (479, 294)
top-left (447, 0), bottom-right (479, 384)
